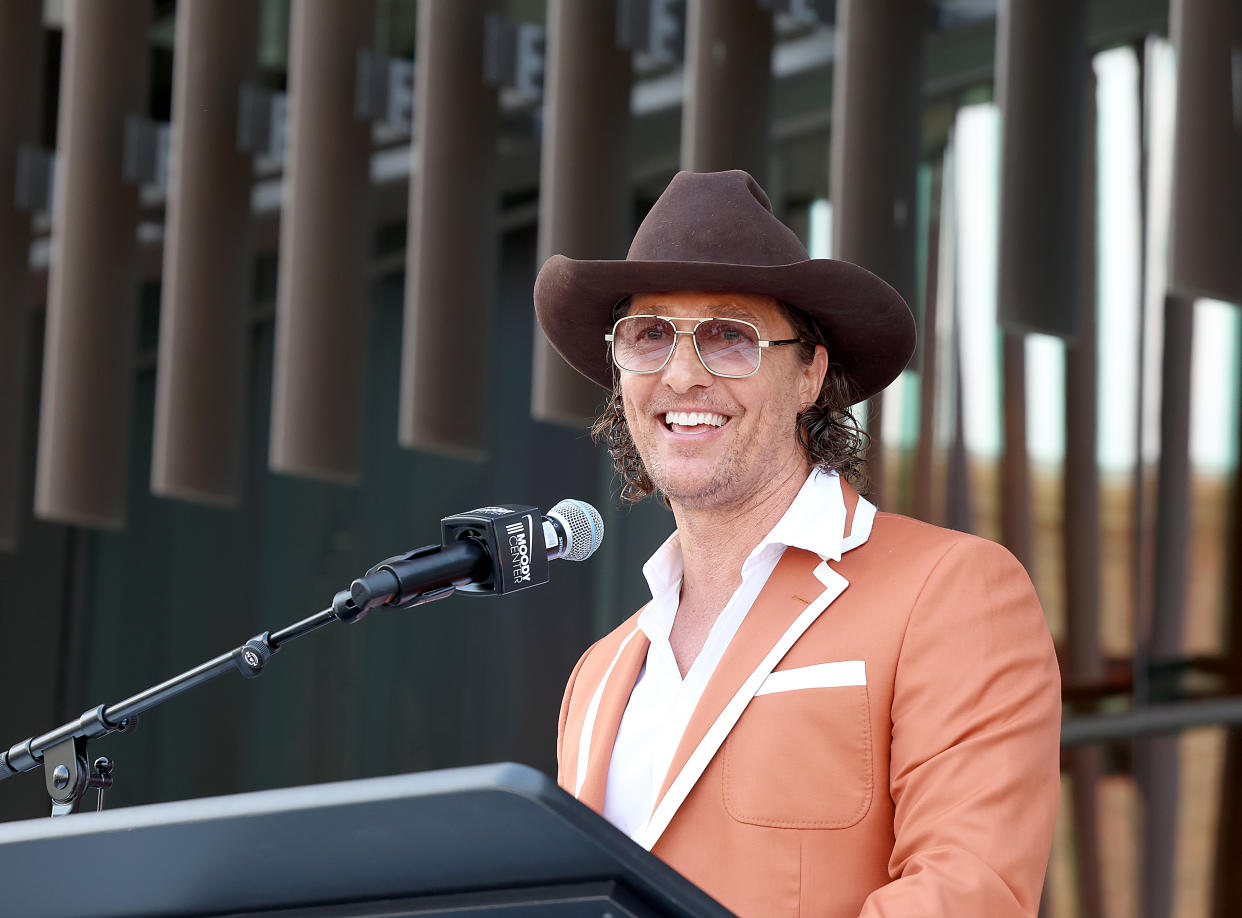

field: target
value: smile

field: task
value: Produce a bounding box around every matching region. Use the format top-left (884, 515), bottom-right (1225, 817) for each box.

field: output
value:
top-left (663, 411), bottom-right (730, 432)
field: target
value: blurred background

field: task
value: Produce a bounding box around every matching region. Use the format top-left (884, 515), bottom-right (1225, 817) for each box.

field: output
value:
top-left (0, 1), bottom-right (1239, 916)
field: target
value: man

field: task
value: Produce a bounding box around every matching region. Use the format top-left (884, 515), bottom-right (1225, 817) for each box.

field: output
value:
top-left (533, 170), bottom-right (1060, 917)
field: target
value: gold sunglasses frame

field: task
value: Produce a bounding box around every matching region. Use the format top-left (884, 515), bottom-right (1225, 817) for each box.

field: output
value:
top-left (604, 314), bottom-right (804, 379)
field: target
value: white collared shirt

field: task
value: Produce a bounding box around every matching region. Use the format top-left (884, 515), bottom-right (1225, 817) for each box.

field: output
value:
top-left (602, 468), bottom-right (849, 838)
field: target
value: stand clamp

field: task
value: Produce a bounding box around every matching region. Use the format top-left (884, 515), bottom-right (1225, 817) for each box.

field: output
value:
top-left (232, 632), bottom-right (278, 678)
top-left (41, 706), bottom-right (135, 816)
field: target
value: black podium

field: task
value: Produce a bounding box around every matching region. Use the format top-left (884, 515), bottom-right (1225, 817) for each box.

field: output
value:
top-left (0, 763), bottom-right (735, 917)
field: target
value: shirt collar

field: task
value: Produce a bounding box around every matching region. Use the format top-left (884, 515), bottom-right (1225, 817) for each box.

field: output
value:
top-left (637, 469), bottom-right (848, 639)
top-left (764, 467), bottom-right (848, 563)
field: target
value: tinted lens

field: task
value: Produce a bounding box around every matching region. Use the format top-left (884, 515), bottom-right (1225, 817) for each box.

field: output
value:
top-left (694, 319), bottom-right (761, 376)
top-left (612, 316), bottom-right (676, 371)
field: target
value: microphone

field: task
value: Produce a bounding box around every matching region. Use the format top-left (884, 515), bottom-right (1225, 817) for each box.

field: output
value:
top-left (349, 499), bottom-right (604, 613)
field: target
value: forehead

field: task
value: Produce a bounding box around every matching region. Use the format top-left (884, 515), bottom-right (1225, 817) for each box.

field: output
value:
top-left (626, 291), bottom-right (787, 328)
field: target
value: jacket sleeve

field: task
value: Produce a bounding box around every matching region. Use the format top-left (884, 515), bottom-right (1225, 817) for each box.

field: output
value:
top-left (556, 643), bottom-right (595, 791)
top-left (859, 537), bottom-right (1061, 918)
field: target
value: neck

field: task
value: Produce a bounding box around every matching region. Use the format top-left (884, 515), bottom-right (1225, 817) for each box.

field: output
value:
top-left (670, 459), bottom-right (812, 598)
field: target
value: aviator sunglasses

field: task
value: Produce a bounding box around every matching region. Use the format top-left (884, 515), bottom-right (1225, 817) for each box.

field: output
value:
top-left (606, 315), bottom-right (805, 379)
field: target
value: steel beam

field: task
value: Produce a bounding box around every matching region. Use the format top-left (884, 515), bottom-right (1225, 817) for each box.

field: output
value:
top-left (1062, 698), bottom-right (1242, 747)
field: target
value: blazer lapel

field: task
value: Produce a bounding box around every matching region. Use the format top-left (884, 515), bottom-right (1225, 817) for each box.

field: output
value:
top-left (572, 627), bottom-right (650, 813)
top-left (634, 547), bottom-right (850, 850)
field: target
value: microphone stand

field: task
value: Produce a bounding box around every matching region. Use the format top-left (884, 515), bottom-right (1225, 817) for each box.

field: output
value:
top-left (1, 503), bottom-right (562, 817)
top-left (0, 587), bottom-right (372, 816)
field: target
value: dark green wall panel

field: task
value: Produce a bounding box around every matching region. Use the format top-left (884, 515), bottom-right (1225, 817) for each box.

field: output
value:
top-left (0, 226), bottom-right (671, 820)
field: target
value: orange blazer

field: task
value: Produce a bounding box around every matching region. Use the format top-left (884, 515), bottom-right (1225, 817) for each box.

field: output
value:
top-left (557, 484), bottom-right (1061, 917)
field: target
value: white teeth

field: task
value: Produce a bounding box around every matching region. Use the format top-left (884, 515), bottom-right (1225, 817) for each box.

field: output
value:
top-left (665, 411), bottom-right (727, 428)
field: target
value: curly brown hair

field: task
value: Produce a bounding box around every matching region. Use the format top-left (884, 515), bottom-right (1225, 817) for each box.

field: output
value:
top-left (591, 300), bottom-right (870, 503)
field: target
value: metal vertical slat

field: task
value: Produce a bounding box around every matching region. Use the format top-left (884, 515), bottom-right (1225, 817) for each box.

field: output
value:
top-left (995, 0), bottom-right (1088, 339)
top-left (682, 0), bottom-right (773, 180)
top-left (829, 0), bottom-right (924, 503)
top-left (994, 0), bottom-right (1088, 570)
top-left (1215, 365), bottom-right (1242, 916)
top-left (1129, 32), bottom-right (1156, 742)
top-left (1167, 0), bottom-right (1242, 304)
top-left (1063, 68), bottom-right (1103, 918)
top-left (941, 133), bottom-right (972, 533)
top-left (400, 0), bottom-right (501, 459)
top-left (999, 333), bottom-right (1031, 568)
top-left (1144, 21), bottom-right (1232, 899)
top-left (531, 0), bottom-right (632, 426)
top-left (152, 0), bottom-right (259, 506)
top-left (1164, 43), bottom-right (1239, 888)
top-left (945, 313), bottom-right (971, 532)
top-left (269, 0), bottom-right (376, 483)
top-left (1137, 292), bottom-right (1194, 918)
top-left (34, 0), bottom-right (149, 529)
top-left (1128, 36), bottom-right (1174, 918)
top-left (911, 164), bottom-right (939, 524)
top-left (0, 0), bottom-right (43, 549)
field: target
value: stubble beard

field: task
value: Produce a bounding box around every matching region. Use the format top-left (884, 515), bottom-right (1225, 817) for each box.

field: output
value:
top-left (627, 409), bottom-right (793, 512)
top-left (622, 404), bottom-right (739, 509)
top-left (642, 439), bottom-right (744, 509)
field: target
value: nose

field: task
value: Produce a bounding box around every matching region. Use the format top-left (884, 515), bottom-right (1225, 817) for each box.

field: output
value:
top-left (661, 329), bottom-right (714, 392)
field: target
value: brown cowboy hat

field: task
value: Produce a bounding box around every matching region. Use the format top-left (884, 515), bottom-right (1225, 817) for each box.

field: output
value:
top-left (533, 169), bottom-right (915, 403)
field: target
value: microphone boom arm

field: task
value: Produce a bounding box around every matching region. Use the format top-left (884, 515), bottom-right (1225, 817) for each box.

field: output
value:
top-left (0, 500), bottom-right (603, 817)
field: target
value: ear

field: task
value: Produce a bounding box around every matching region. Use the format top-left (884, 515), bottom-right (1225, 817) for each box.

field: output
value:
top-left (798, 344), bottom-right (829, 405)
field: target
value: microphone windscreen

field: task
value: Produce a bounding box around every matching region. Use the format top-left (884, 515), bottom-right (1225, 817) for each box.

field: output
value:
top-left (547, 499), bottom-right (604, 561)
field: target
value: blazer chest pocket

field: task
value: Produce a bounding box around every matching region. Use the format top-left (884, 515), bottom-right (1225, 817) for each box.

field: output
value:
top-left (722, 661), bottom-right (873, 829)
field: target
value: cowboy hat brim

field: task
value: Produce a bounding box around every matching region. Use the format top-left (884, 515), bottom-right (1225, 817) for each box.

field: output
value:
top-left (534, 253), bottom-right (917, 403)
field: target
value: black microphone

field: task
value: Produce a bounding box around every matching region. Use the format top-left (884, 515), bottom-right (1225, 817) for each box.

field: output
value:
top-left (349, 499), bottom-right (604, 613)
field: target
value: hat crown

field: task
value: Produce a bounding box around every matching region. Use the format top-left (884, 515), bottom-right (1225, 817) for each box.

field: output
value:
top-left (626, 170), bottom-right (812, 268)
top-left (532, 168), bottom-right (915, 403)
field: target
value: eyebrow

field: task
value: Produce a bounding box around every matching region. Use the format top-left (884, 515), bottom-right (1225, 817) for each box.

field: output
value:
top-left (630, 302), bottom-right (762, 322)
top-left (702, 304), bottom-right (761, 321)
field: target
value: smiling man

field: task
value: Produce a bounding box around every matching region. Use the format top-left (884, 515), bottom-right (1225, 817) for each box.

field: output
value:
top-left (533, 170), bottom-right (1060, 918)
